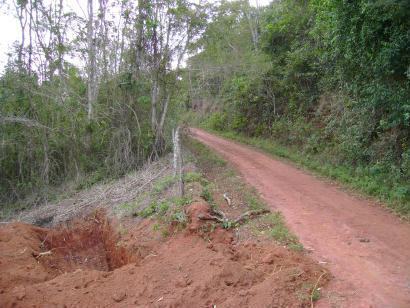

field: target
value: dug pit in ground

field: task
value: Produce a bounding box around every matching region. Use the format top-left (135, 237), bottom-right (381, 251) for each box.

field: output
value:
top-left (0, 210), bottom-right (131, 293)
top-left (0, 204), bottom-right (328, 307)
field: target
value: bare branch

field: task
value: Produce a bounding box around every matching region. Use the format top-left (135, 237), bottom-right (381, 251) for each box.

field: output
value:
top-left (0, 116), bottom-right (50, 129)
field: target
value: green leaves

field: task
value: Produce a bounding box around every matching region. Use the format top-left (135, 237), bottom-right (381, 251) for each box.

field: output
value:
top-left (188, 0), bottom-right (410, 215)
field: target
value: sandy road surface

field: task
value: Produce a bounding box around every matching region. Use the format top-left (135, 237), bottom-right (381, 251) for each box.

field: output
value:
top-left (191, 128), bottom-right (410, 308)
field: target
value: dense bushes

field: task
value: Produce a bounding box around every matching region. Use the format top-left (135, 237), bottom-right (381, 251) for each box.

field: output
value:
top-left (0, 68), bottom-right (165, 208)
top-left (188, 0), bottom-right (410, 215)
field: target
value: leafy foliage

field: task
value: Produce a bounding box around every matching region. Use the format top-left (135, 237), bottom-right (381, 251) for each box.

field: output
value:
top-left (0, 69), bottom-right (157, 206)
top-left (0, 0), bottom-right (206, 209)
top-left (186, 0), bottom-right (410, 215)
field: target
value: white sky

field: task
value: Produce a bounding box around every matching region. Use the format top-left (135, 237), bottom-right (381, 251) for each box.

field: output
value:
top-left (0, 5), bottom-right (19, 70)
top-left (0, 0), bottom-right (272, 73)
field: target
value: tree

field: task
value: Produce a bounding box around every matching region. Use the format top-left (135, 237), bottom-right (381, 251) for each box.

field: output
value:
top-left (129, 0), bottom-right (207, 156)
top-left (87, 0), bottom-right (96, 121)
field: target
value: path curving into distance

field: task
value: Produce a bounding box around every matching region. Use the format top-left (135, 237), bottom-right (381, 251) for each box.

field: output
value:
top-left (190, 128), bottom-right (410, 308)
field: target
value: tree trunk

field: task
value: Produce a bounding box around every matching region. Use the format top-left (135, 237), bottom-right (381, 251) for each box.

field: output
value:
top-left (151, 78), bottom-right (159, 132)
top-left (87, 0), bottom-right (96, 121)
top-left (245, 0), bottom-right (259, 50)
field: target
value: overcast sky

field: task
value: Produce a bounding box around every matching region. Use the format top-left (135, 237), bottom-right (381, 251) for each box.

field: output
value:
top-left (0, 0), bottom-right (272, 73)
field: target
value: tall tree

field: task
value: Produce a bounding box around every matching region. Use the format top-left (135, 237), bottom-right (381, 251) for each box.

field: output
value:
top-left (87, 0), bottom-right (97, 121)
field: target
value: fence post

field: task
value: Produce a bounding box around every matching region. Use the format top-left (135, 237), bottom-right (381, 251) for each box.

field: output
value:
top-left (173, 126), bottom-right (184, 196)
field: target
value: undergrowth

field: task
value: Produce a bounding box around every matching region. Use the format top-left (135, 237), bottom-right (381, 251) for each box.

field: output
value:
top-left (184, 136), bottom-right (303, 250)
top-left (135, 196), bottom-right (191, 222)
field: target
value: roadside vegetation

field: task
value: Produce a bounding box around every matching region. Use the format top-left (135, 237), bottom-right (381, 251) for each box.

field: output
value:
top-left (0, 0), bottom-right (208, 212)
top-left (2, 0), bottom-right (408, 220)
top-left (202, 128), bottom-right (410, 218)
top-left (181, 0), bottom-right (410, 217)
top-left (0, 143), bottom-right (327, 307)
top-left (184, 136), bottom-right (303, 250)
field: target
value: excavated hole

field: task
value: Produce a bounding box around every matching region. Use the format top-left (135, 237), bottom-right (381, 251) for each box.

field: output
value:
top-left (38, 211), bottom-right (132, 274)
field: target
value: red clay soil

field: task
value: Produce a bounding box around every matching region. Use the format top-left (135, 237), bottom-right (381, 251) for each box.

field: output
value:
top-left (190, 128), bottom-right (410, 308)
top-left (0, 205), bottom-right (327, 307)
top-left (0, 211), bottom-right (131, 293)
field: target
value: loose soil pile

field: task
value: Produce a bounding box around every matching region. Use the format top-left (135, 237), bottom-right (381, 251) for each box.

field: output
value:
top-left (0, 204), bottom-right (328, 307)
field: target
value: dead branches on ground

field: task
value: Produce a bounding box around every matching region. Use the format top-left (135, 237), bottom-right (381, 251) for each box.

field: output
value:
top-left (198, 208), bottom-right (270, 228)
top-left (233, 209), bottom-right (270, 225)
top-left (223, 193), bottom-right (232, 206)
top-left (32, 250), bottom-right (52, 259)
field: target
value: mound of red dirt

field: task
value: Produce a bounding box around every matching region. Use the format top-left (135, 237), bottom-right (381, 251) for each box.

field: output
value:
top-left (0, 211), bottom-right (130, 293)
top-left (186, 201), bottom-right (211, 232)
top-left (0, 208), bottom-right (328, 307)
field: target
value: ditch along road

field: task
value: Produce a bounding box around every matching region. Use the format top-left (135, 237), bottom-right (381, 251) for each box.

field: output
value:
top-left (190, 128), bottom-right (410, 308)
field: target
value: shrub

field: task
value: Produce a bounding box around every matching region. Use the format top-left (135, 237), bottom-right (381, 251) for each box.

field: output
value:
top-left (206, 112), bottom-right (227, 131)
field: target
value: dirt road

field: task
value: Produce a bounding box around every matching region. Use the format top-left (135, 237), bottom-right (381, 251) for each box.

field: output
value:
top-left (191, 128), bottom-right (410, 308)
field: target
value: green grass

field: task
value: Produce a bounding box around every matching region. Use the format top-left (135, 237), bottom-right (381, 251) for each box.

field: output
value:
top-left (245, 191), bottom-right (265, 211)
top-left (136, 201), bottom-right (159, 218)
top-left (183, 171), bottom-right (203, 183)
top-left (185, 135), bottom-right (303, 250)
top-left (200, 185), bottom-right (212, 202)
top-left (153, 175), bottom-right (176, 194)
top-left (182, 136), bottom-right (227, 169)
top-left (183, 137), bottom-right (228, 211)
top-left (134, 194), bottom-right (192, 229)
top-left (265, 213), bottom-right (303, 250)
top-left (202, 128), bottom-right (410, 219)
top-left (248, 212), bottom-right (303, 251)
